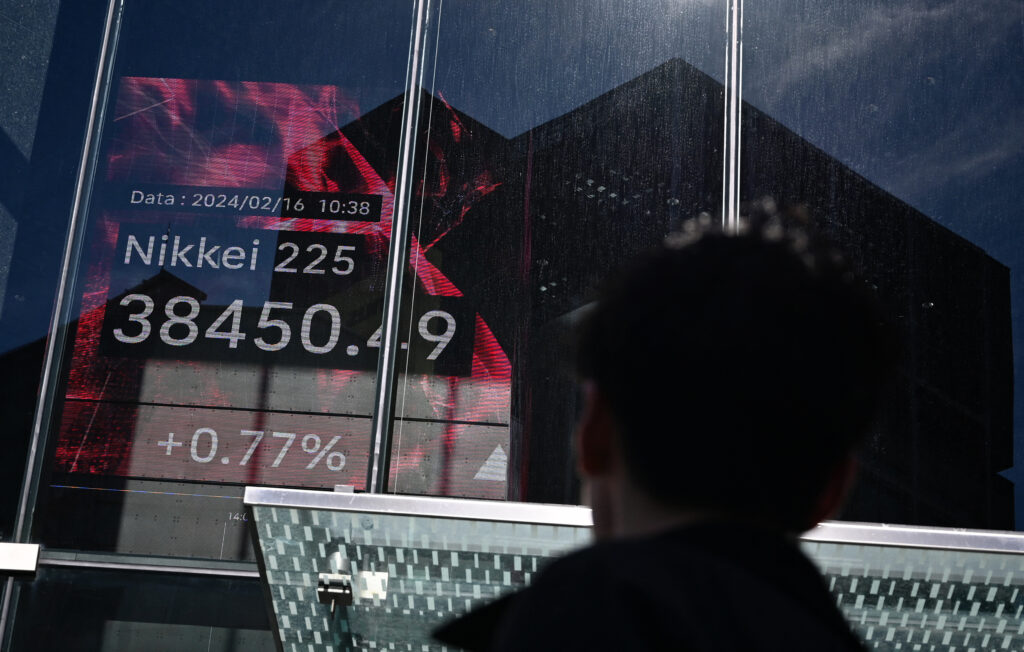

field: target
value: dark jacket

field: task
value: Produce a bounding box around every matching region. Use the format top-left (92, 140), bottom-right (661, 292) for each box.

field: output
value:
top-left (435, 522), bottom-right (866, 651)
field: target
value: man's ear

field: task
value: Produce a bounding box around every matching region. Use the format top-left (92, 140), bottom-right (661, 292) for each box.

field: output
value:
top-left (806, 455), bottom-right (859, 528)
top-left (575, 384), bottom-right (618, 477)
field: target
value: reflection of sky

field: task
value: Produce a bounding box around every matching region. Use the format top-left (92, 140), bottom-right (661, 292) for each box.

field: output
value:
top-left (427, 0), bottom-right (726, 137)
top-left (741, 0), bottom-right (1024, 262)
top-left (114, 1), bottom-right (415, 110)
top-left (740, 0), bottom-right (1024, 525)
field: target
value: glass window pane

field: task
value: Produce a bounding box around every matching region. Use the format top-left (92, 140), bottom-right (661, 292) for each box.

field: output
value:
top-left (0, 1), bottom-right (109, 542)
top-left (28, 0), bottom-right (416, 559)
top-left (6, 567), bottom-right (273, 651)
top-left (387, 0), bottom-right (729, 502)
top-left (739, 1), bottom-right (1022, 529)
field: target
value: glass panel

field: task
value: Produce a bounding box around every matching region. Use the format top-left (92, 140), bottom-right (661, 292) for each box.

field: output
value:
top-left (5, 566), bottom-right (273, 651)
top-left (388, 0), bottom-right (729, 501)
top-left (28, 0), bottom-right (416, 559)
top-left (248, 499), bottom-right (591, 650)
top-left (739, 1), bottom-right (1023, 529)
top-left (247, 492), bottom-right (1024, 651)
top-left (0, 1), bottom-right (109, 541)
top-left (806, 541), bottom-right (1024, 650)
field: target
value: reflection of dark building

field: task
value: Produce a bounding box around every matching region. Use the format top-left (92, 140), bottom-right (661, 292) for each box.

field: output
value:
top-left (379, 59), bottom-right (1012, 529)
top-left (739, 96), bottom-right (1013, 530)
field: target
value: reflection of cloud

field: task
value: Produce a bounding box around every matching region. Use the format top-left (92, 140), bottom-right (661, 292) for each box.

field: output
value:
top-left (894, 120), bottom-right (1024, 195)
top-left (769, 5), bottom-right (947, 96)
top-left (743, 0), bottom-right (1023, 235)
top-left (762, 1), bottom-right (1015, 101)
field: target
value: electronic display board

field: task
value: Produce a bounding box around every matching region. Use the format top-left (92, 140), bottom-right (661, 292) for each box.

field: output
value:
top-left (36, 5), bottom-right (513, 559)
top-left (57, 76), bottom-right (484, 486)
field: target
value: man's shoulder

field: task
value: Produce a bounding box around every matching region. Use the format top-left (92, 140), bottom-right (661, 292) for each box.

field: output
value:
top-left (521, 525), bottom-right (727, 597)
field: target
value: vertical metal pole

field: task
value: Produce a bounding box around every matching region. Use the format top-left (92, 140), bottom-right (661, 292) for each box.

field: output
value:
top-left (0, 0), bottom-right (124, 644)
top-left (721, 0), bottom-right (744, 233)
top-left (366, 0), bottom-right (432, 494)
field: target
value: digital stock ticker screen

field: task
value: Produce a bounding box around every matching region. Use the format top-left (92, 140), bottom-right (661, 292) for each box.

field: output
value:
top-left (40, 73), bottom-right (512, 559)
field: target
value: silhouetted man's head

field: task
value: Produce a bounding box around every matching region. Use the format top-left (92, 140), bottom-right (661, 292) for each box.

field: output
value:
top-left (575, 204), bottom-right (895, 533)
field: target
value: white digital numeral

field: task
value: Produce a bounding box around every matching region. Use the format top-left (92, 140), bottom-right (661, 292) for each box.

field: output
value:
top-left (300, 303), bottom-right (341, 354)
top-left (366, 325), bottom-right (382, 349)
top-left (205, 299), bottom-right (246, 348)
top-left (271, 431), bottom-right (296, 467)
top-left (254, 301), bottom-right (293, 351)
top-left (191, 427), bottom-right (218, 463)
top-left (303, 244), bottom-right (327, 274)
top-left (114, 293), bottom-right (154, 344)
top-left (160, 296), bottom-right (201, 346)
top-left (332, 245), bottom-right (356, 275)
top-left (239, 430), bottom-right (264, 465)
top-left (274, 242), bottom-right (299, 273)
top-left (110, 294), bottom-right (458, 365)
top-left (419, 310), bottom-right (456, 360)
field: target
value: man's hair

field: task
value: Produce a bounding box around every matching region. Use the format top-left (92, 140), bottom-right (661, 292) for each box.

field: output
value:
top-left (575, 202), bottom-right (896, 530)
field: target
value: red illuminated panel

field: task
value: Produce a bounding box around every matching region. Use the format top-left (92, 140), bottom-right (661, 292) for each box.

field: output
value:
top-left (54, 77), bottom-right (512, 497)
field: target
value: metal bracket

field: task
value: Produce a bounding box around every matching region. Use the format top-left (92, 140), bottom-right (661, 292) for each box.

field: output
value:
top-left (317, 572), bottom-right (354, 612)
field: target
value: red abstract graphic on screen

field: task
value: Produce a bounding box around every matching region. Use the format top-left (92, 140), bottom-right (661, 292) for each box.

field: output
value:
top-left (54, 77), bottom-right (511, 499)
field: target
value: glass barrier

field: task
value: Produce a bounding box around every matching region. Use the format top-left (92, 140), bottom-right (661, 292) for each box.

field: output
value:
top-left (247, 490), bottom-right (1024, 652)
top-left (806, 538), bottom-right (1024, 650)
top-left (246, 488), bottom-right (592, 649)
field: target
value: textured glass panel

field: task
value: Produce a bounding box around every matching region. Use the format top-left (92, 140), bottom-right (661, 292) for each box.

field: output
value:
top-left (251, 496), bottom-right (1024, 651)
top-left (740, 1), bottom-right (1023, 530)
top-left (251, 503), bottom-right (591, 650)
top-left (387, 0), bottom-right (728, 502)
top-left (807, 541), bottom-right (1024, 651)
